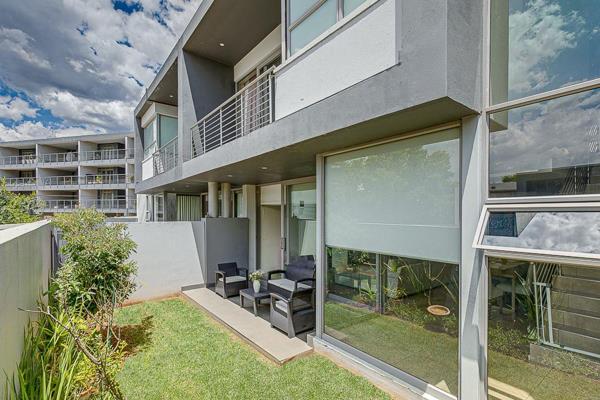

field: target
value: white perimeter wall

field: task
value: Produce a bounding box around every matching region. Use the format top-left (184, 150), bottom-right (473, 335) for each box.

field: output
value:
top-left (0, 221), bottom-right (51, 396)
top-left (274, 0), bottom-right (396, 119)
top-left (125, 221), bottom-right (205, 302)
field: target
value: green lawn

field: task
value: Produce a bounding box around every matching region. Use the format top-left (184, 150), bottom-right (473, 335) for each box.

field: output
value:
top-left (324, 302), bottom-right (600, 400)
top-left (114, 298), bottom-right (389, 400)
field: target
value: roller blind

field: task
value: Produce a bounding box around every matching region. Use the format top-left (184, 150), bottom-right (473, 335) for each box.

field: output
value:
top-left (324, 128), bottom-right (460, 263)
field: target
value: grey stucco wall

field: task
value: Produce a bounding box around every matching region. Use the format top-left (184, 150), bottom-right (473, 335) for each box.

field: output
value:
top-left (0, 222), bottom-right (51, 396)
top-left (126, 221), bottom-right (205, 301)
top-left (204, 218), bottom-right (249, 285)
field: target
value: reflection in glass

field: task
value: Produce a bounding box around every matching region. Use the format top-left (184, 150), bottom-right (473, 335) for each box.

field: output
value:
top-left (287, 182), bottom-right (317, 260)
top-left (488, 258), bottom-right (600, 400)
top-left (483, 211), bottom-right (600, 255)
top-left (290, 0), bottom-right (337, 55)
top-left (143, 119), bottom-right (156, 158)
top-left (490, 0), bottom-right (600, 104)
top-left (289, 0), bottom-right (319, 24)
top-left (489, 88), bottom-right (600, 198)
top-left (158, 115), bottom-right (177, 147)
top-left (325, 248), bottom-right (459, 395)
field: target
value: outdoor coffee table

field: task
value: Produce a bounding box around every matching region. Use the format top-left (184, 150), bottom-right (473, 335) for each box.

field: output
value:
top-left (239, 288), bottom-right (270, 317)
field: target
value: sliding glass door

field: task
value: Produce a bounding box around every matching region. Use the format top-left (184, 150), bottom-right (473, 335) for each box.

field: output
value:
top-left (323, 127), bottom-right (460, 396)
top-left (285, 181), bottom-right (317, 263)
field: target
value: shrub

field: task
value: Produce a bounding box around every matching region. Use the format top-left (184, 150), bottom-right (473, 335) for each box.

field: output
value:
top-left (0, 179), bottom-right (42, 224)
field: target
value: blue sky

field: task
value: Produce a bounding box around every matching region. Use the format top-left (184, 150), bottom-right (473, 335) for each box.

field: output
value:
top-left (0, 0), bottom-right (200, 141)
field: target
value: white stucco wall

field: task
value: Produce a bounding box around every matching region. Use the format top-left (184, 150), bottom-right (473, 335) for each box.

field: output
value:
top-left (125, 221), bottom-right (205, 301)
top-left (274, 0), bottom-right (396, 119)
top-left (0, 221), bottom-right (51, 396)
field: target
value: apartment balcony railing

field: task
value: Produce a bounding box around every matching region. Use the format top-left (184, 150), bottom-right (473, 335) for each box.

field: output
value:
top-left (190, 66), bottom-right (275, 159)
top-left (4, 177), bottom-right (37, 186)
top-left (38, 152), bottom-right (78, 163)
top-left (0, 154), bottom-right (36, 166)
top-left (41, 199), bottom-right (136, 212)
top-left (79, 148), bottom-right (131, 162)
top-left (38, 174), bottom-right (131, 187)
top-left (153, 138), bottom-right (178, 175)
top-left (42, 199), bottom-right (79, 211)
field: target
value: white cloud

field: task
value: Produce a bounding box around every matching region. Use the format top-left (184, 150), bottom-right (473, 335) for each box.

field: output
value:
top-left (0, 0), bottom-right (201, 140)
top-left (0, 96), bottom-right (38, 120)
top-left (0, 121), bottom-right (98, 142)
top-left (508, 0), bottom-right (583, 95)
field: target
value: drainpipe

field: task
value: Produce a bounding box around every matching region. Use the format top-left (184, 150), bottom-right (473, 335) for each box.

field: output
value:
top-left (208, 181), bottom-right (219, 218)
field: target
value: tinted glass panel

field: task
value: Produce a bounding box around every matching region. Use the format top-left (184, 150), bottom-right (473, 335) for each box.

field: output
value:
top-left (289, 0), bottom-right (320, 24)
top-left (288, 182), bottom-right (317, 260)
top-left (343, 0), bottom-right (366, 15)
top-left (325, 248), bottom-right (459, 396)
top-left (488, 258), bottom-right (600, 400)
top-left (143, 119), bottom-right (155, 157)
top-left (290, 0), bottom-right (337, 55)
top-left (490, 0), bottom-right (600, 104)
top-left (483, 211), bottom-right (600, 255)
top-left (489, 89), bottom-right (600, 198)
top-left (158, 115), bottom-right (177, 147)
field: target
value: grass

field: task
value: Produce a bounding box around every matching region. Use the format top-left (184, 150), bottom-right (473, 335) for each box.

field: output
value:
top-left (324, 302), bottom-right (600, 400)
top-left (114, 298), bottom-right (389, 400)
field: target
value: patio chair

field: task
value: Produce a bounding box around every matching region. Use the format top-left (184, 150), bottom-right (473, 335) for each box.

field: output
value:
top-left (267, 255), bottom-right (315, 299)
top-left (269, 282), bottom-right (315, 338)
top-left (215, 262), bottom-right (248, 298)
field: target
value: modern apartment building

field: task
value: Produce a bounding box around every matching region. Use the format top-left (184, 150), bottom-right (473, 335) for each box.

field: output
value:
top-left (134, 1), bottom-right (600, 399)
top-left (0, 132), bottom-right (136, 216)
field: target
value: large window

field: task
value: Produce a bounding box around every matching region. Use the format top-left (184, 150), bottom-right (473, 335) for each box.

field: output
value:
top-left (143, 119), bottom-right (156, 158)
top-left (324, 128), bottom-right (460, 396)
top-left (487, 257), bottom-right (600, 400)
top-left (287, 182), bottom-right (317, 261)
top-left (489, 89), bottom-right (600, 198)
top-left (287, 0), bottom-right (368, 55)
top-left (490, 0), bottom-right (600, 105)
top-left (158, 115), bottom-right (177, 147)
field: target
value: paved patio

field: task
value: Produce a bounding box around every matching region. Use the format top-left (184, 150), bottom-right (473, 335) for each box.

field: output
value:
top-left (182, 288), bottom-right (312, 364)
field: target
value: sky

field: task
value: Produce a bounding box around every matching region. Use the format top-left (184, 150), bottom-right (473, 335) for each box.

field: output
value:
top-left (0, 0), bottom-right (201, 142)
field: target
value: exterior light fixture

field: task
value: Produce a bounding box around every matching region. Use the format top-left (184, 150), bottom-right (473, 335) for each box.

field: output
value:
top-left (219, 42), bottom-right (225, 47)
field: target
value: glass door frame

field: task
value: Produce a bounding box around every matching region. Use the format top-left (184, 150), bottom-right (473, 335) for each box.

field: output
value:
top-left (281, 176), bottom-right (317, 266)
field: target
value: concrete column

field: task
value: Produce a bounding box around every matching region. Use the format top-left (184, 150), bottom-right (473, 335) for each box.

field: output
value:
top-left (242, 184), bottom-right (257, 270)
top-left (221, 182), bottom-right (231, 217)
top-left (208, 182), bottom-right (219, 218)
top-left (460, 115), bottom-right (487, 400)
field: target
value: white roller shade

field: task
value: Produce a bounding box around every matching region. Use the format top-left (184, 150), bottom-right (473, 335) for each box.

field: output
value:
top-left (325, 128), bottom-right (460, 263)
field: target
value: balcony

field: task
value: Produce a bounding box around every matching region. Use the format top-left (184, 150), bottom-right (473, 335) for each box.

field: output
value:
top-left (189, 66), bottom-right (275, 160)
top-left (153, 137), bottom-right (178, 175)
top-left (0, 154), bottom-right (36, 166)
top-left (3, 177), bottom-right (37, 189)
top-left (37, 152), bottom-right (78, 164)
top-left (41, 198), bottom-right (136, 213)
top-left (36, 174), bottom-right (132, 188)
top-left (79, 148), bottom-right (133, 162)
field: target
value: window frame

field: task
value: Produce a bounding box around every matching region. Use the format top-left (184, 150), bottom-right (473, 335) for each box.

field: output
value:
top-left (474, 202), bottom-right (600, 265)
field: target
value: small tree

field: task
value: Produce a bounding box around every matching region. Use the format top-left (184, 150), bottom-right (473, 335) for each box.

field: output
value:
top-left (0, 178), bottom-right (42, 224)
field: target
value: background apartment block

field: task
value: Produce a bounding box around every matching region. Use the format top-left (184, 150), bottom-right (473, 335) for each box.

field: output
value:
top-left (0, 132), bottom-right (136, 216)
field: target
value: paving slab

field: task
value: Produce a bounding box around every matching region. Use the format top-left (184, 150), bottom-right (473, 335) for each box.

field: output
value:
top-left (182, 288), bottom-right (312, 364)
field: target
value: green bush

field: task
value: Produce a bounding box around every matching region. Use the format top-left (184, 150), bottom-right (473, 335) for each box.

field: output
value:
top-left (52, 209), bottom-right (137, 313)
top-left (0, 179), bottom-right (42, 224)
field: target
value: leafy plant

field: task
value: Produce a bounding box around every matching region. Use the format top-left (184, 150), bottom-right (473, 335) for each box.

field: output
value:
top-left (0, 178), bottom-right (42, 224)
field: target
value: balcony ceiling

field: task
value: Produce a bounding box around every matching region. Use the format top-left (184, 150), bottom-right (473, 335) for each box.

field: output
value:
top-left (148, 61), bottom-right (178, 107)
top-left (183, 0), bottom-right (280, 66)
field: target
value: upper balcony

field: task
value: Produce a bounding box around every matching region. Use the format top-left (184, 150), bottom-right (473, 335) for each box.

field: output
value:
top-left (0, 154), bottom-right (36, 167)
top-left (34, 174), bottom-right (133, 189)
top-left (0, 148), bottom-right (134, 167)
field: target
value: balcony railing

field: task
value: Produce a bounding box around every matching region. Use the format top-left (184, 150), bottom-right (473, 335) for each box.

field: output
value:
top-left (38, 152), bottom-right (78, 163)
top-left (153, 138), bottom-right (178, 175)
top-left (38, 174), bottom-right (131, 187)
top-left (41, 198), bottom-right (136, 211)
top-left (190, 66), bottom-right (275, 159)
top-left (79, 148), bottom-right (130, 162)
top-left (0, 149), bottom-right (133, 166)
top-left (0, 154), bottom-right (36, 166)
top-left (4, 177), bottom-right (37, 186)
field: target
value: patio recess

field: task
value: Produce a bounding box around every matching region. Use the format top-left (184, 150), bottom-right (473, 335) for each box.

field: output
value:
top-left (182, 288), bottom-right (312, 364)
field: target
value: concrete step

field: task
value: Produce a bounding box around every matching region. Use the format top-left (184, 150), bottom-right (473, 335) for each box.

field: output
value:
top-left (560, 266), bottom-right (600, 281)
top-left (553, 276), bottom-right (600, 298)
top-left (552, 291), bottom-right (600, 318)
top-left (551, 309), bottom-right (600, 340)
top-left (552, 324), bottom-right (600, 355)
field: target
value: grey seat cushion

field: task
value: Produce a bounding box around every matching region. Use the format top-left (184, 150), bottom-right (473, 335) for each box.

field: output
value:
top-left (268, 278), bottom-right (311, 292)
top-left (274, 299), bottom-right (312, 314)
top-left (218, 275), bottom-right (246, 284)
